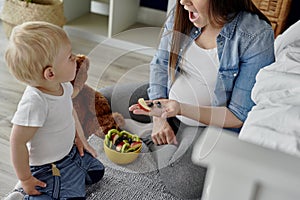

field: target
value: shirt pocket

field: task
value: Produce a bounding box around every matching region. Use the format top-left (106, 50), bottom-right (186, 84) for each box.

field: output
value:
top-left (217, 68), bottom-right (239, 92)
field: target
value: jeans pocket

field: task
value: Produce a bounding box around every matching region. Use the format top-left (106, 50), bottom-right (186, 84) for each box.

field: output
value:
top-left (31, 166), bottom-right (52, 183)
top-left (218, 68), bottom-right (238, 91)
top-left (30, 166), bottom-right (53, 195)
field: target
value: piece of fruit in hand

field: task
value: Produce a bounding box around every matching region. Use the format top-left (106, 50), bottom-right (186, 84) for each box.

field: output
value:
top-left (138, 98), bottom-right (151, 112)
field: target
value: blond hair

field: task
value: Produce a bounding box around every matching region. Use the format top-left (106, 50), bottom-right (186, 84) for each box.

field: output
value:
top-left (5, 21), bottom-right (69, 85)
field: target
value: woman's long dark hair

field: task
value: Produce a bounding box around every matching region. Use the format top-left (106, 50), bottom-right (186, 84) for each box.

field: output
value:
top-left (169, 0), bottom-right (270, 80)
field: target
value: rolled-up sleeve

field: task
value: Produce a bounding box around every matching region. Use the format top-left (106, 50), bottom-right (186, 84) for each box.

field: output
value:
top-left (147, 10), bottom-right (174, 100)
top-left (228, 29), bottom-right (275, 122)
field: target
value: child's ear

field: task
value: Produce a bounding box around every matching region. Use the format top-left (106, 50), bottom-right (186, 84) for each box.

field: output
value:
top-left (43, 66), bottom-right (55, 80)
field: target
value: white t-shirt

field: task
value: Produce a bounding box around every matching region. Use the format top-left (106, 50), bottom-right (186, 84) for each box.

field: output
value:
top-left (169, 41), bottom-right (219, 126)
top-left (11, 82), bottom-right (75, 166)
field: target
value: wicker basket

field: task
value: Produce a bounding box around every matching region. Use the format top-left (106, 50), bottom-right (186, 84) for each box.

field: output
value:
top-left (253, 0), bottom-right (292, 37)
top-left (0, 0), bottom-right (66, 38)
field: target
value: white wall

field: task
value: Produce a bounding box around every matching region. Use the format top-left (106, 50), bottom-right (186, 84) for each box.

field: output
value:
top-left (0, 0), bottom-right (4, 11)
top-left (63, 0), bottom-right (90, 22)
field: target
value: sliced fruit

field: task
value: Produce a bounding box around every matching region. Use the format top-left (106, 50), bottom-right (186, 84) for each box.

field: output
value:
top-left (109, 140), bottom-right (113, 148)
top-left (116, 145), bottom-right (121, 152)
top-left (105, 128), bottom-right (142, 153)
top-left (120, 130), bottom-right (132, 138)
top-left (104, 135), bottom-right (110, 146)
top-left (111, 133), bottom-right (120, 145)
top-left (122, 139), bottom-right (129, 144)
top-left (130, 141), bottom-right (142, 149)
top-left (107, 129), bottom-right (119, 139)
top-left (132, 135), bottom-right (141, 142)
top-left (105, 140), bottom-right (113, 148)
top-left (114, 137), bottom-right (123, 146)
top-left (121, 143), bottom-right (130, 153)
top-left (116, 141), bottom-right (125, 152)
top-left (138, 98), bottom-right (151, 112)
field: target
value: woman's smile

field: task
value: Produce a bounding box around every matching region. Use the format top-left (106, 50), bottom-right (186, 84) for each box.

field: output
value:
top-left (180, 0), bottom-right (209, 28)
top-left (189, 10), bottom-right (200, 23)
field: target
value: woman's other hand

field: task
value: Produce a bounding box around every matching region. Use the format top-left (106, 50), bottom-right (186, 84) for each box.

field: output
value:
top-left (152, 117), bottom-right (178, 145)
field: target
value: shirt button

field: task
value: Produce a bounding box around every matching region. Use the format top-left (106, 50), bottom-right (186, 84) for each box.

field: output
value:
top-left (179, 48), bottom-right (183, 52)
top-left (233, 73), bottom-right (237, 77)
top-left (170, 163), bottom-right (174, 167)
top-left (195, 30), bottom-right (199, 34)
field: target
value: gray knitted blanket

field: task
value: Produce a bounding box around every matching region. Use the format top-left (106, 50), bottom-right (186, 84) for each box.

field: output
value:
top-left (86, 135), bottom-right (182, 200)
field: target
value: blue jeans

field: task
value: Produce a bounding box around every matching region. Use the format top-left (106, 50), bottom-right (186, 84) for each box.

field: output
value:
top-left (24, 146), bottom-right (105, 200)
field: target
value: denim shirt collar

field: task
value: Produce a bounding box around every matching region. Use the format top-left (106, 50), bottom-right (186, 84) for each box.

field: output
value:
top-left (188, 12), bottom-right (242, 41)
top-left (219, 12), bottom-right (242, 39)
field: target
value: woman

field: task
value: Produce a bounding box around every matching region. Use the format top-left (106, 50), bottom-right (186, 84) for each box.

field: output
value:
top-left (129, 0), bottom-right (275, 198)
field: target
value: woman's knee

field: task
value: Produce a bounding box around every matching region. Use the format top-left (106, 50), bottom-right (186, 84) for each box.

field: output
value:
top-left (159, 147), bottom-right (207, 199)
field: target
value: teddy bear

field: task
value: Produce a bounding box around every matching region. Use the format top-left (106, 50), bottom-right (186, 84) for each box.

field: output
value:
top-left (71, 55), bottom-right (125, 139)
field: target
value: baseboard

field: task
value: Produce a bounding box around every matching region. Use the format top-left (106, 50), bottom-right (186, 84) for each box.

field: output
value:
top-left (90, 2), bottom-right (167, 27)
top-left (136, 7), bottom-right (166, 27)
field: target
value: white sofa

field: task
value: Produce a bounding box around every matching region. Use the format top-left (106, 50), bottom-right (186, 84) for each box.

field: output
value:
top-left (192, 127), bottom-right (300, 200)
top-left (192, 20), bottom-right (300, 200)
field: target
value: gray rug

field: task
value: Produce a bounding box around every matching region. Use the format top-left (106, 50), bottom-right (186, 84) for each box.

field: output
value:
top-left (86, 135), bottom-right (182, 200)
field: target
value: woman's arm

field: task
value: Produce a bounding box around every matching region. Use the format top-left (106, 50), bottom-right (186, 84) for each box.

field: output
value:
top-left (129, 99), bottom-right (243, 128)
top-left (10, 125), bottom-right (46, 195)
top-left (148, 9), bottom-right (175, 100)
top-left (226, 28), bottom-right (275, 122)
top-left (178, 103), bottom-right (243, 128)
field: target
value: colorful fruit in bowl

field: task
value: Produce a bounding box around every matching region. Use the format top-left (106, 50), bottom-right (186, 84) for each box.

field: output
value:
top-left (104, 129), bottom-right (142, 164)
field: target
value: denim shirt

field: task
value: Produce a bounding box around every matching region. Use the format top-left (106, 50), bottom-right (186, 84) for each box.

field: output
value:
top-left (148, 11), bottom-right (275, 123)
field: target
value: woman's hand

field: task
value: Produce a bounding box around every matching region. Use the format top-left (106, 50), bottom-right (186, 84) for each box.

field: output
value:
top-left (129, 99), bottom-right (179, 145)
top-left (129, 99), bottom-right (181, 118)
top-left (152, 117), bottom-right (178, 145)
top-left (21, 176), bottom-right (46, 196)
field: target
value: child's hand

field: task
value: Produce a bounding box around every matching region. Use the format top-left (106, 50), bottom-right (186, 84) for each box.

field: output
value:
top-left (83, 143), bottom-right (97, 158)
top-left (74, 132), bottom-right (97, 157)
top-left (21, 176), bottom-right (46, 195)
top-left (73, 110), bottom-right (97, 157)
top-left (74, 133), bottom-right (84, 156)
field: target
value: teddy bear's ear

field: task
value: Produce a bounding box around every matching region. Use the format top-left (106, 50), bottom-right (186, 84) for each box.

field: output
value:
top-left (43, 66), bottom-right (55, 80)
top-left (76, 55), bottom-right (86, 65)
